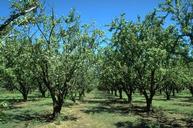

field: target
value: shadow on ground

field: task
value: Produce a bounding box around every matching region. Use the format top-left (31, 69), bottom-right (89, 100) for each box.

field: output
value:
top-left (0, 110), bottom-right (79, 124)
top-left (81, 93), bottom-right (193, 128)
top-left (115, 117), bottom-right (193, 128)
top-left (0, 96), bottom-right (77, 125)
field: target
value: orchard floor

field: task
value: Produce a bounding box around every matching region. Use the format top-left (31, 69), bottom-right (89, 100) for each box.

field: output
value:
top-left (0, 90), bottom-right (193, 128)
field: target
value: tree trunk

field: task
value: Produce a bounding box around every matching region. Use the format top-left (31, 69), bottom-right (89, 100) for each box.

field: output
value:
top-left (41, 63), bottom-right (65, 119)
top-left (146, 98), bottom-right (152, 112)
top-left (118, 89), bottom-right (122, 99)
top-left (79, 92), bottom-right (84, 101)
top-left (72, 93), bottom-right (77, 103)
top-left (143, 90), bottom-right (154, 112)
top-left (52, 101), bottom-right (62, 118)
top-left (41, 91), bottom-right (46, 98)
top-left (172, 89), bottom-right (175, 96)
top-left (38, 84), bottom-right (46, 98)
top-left (47, 87), bottom-right (64, 119)
top-left (166, 93), bottom-right (170, 100)
top-left (51, 92), bottom-right (64, 119)
top-left (144, 70), bottom-right (155, 112)
top-left (114, 89), bottom-right (118, 96)
top-left (189, 86), bottom-right (193, 97)
top-left (159, 89), bottom-right (162, 95)
top-left (18, 83), bottom-right (29, 102)
top-left (22, 92), bottom-right (28, 102)
top-left (165, 88), bottom-right (171, 100)
top-left (126, 93), bottom-right (132, 103)
top-left (111, 89), bottom-right (114, 94)
top-left (123, 86), bottom-right (133, 104)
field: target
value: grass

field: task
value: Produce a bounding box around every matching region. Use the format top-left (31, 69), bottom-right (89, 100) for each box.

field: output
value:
top-left (0, 89), bottom-right (193, 128)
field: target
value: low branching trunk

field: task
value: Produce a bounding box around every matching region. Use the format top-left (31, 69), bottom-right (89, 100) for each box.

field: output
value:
top-left (143, 90), bottom-right (154, 112)
top-left (143, 70), bottom-right (156, 112)
top-left (123, 85), bottom-right (133, 104)
top-left (50, 91), bottom-right (65, 119)
top-left (52, 102), bottom-right (63, 118)
top-left (164, 85), bottom-right (172, 100)
top-left (17, 82), bottom-right (29, 102)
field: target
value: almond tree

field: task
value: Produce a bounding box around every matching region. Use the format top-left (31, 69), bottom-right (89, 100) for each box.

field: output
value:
top-left (33, 10), bottom-right (103, 118)
top-left (1, 30), bottom-right (34, 101)
top-left (109, 12), bottom-right (182, 112)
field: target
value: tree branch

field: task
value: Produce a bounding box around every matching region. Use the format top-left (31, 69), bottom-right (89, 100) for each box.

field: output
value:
top-left (0, 6), bottom-right (37, 32)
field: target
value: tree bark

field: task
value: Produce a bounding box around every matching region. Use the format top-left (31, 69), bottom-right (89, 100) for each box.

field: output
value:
top-left (79, 89), bottom-right (85, 101)
top-left (41, 91), bottom-right (46, 98)
top-left (159, 89), bottom-right (162, 95)
top-left (22, 92), bottom-right (28, 102)
top-left (166, 93), bottom-right (170, 100)
top-left (164, 86), bottom-right (171, 100)
top-left (146, 97), bottom-right (153, 112)
top-left (143, 90), bottom-right (154, 112)
top-left (189, 86), bottom-right (193, 97)
top-left (123, 85), bottom-right (133, 104)
top-left (18, 82), bottom-right (29, 102)
top-left (50, 91), bottom-right (64, 119)
top-left (111, 89), bottom-right (114, 94)
top-left (114, 89), bottom-right (118, 96)
top-left (172, 88), bottom-right (175, 96)
top-left (126, 93), bottom-right (132, 103)
top-left (52, 101), bottom-right (63, 118)
top-left (0, 6), bottom-right (37, 32)
top-left (38, 84), bottom-right (46, 97)
top-left (118, 89), bottom-right (122, 99)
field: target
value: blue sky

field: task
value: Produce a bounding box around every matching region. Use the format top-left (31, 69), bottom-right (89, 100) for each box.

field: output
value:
top-left (0, 0), bottom-right (165, 27)
top-left (44, 0), bottom-right (164, 27)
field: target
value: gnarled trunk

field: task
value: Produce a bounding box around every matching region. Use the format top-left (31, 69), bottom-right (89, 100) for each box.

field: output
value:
top-left (51, 92), bottom-right (64, 119)
top-left (143, 90), bottom-right (155, 112)
top-left (18, 82), bottom-right (29, 102)
top-left (123, 86), bottom-right (133, 104)
top-left (52, 101), bottom-right (63, 118)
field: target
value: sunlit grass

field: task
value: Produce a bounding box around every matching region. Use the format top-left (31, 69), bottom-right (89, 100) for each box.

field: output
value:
top-left (0, 89), bottom-right (193, 128)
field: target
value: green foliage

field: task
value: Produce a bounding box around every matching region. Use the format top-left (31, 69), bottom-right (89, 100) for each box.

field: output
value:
top-left (1, 0), bottom-right (193, 123)
top-left (160, 0), bottom-right (193, 44)
top-left (99, 10), bottom-right (192, 110)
